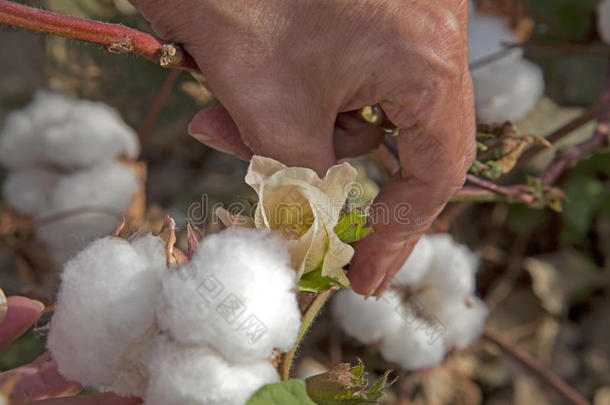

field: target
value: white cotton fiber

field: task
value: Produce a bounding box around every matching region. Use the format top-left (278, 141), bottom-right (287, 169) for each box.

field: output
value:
top-left (2, 169), bottom-right (59, 215)
top-left (158, 228), bottom-right (301, 364)
top-left (33, 161), bottom-right (139, 263)
top-left (417, 234), bottom-right (478, 310)
top-left (145, 337), bottom-right (279, 405)
top-left (474, 59), bottom-right (544, 123)
top-left (393, 236), bottom-right (433, 286)
top-left (47, 237), bottom-right (161, 393)
top-left (332, 288), bottom-right (405, 345)
top-left (598, 0), bottom-right (610, 44)
top-left (379, 325), bottom-right (446, 371)
top-left (468, 9), bottom-right (544, 123)
top-left (0, 91), bottom-right (139, 170)
top-left (437, 296), bottom-right (488, 349)
top-left (334, 233), bottom-right (487, 371)
top-left (131, 233), bottom-right (167, 269)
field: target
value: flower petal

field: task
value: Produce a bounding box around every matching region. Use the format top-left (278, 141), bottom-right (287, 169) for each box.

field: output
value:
top-left (245, 155), bottom-right (287, 193)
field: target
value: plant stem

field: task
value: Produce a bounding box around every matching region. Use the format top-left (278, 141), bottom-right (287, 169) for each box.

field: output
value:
top-left (484, 329), bottom-right (592, 405)
top-left (280, 289), bottom-right (335, 381)
top-left (540, 58), bottom-right (610, 185)
top-left (465, 174), bottom-right (535, 204)
top-left (138, 69), bottom-right (181, 142)
top-left (0, 0), bottom-right (198, 70)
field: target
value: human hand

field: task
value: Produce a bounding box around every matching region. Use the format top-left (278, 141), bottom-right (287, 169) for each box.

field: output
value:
top-left (0, 295), bottom-right (140, 405)
top-left (131, 0), bottom-right (476, 296)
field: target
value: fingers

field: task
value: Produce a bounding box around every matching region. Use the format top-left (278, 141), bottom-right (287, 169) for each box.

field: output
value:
top-left (0, 296), bottom-right (44, 350)
top-left (1, 353), bottom-right (81, 404)
top-left (27, 392), bottom-right (141, 405)
top-left (333, 113), bottom-right (385, 159)
top-left (349, 69), bottom-right (476, 296)
top-left (188, 105), bottom-right (253, 161)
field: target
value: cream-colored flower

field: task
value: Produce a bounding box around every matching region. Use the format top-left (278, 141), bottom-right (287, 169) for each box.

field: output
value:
top-left (244, 155), bottom-right (358, 279)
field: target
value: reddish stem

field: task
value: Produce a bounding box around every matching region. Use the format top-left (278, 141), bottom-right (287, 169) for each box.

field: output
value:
top-left (465, 174), bottom-right (535, 204)
top-left (540, 59), bottom-right (610, 185)
top-left (138, 69), bottom-right (181, 142)
top-left (484, 329), bottom-right (592, 405)
top-left (0, 0), bottom-right (198, 70)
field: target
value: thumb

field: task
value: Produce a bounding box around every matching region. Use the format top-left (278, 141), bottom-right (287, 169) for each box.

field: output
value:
top-left (188, 105), bottom-right (253, 161)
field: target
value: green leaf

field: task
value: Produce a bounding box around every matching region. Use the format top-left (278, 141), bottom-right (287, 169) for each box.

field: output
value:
top-left (334, 209), bottom-right (372, 244)
top-left (246, 380), bottom-right (316, 405)
top-left (299, 266), bottom-right (347, 293)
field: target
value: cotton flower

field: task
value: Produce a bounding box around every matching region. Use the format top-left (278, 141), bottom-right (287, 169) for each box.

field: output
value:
top-left (145, 337), bottom-right (279, 405)
top-left (47, 235), bottom-right (163, 395)
top-left (158, 227), bottom-right (301, 364)
top-left (0, 91), bottom-right (138, 170)
top-left (245, 155), bottom-right (358, 278)
top-left (333, 234), bottom-right (488, 371)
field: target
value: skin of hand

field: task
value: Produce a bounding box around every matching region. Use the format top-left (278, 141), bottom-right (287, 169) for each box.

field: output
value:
top-left (0, 296), bottom-right (140, 405)
top-left (131, 0), bottom-right (476, 296)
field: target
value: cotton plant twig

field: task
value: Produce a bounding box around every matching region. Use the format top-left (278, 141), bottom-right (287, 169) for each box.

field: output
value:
top-left (0, 0), bottom-right (198, 70)
top-left (280, 289), bottom-right (335, 381)
top-left (138, 69), bottom-right (182, 142)
top-left (464, 174), bottom-right (535, 204)
top-left (517, 107), bottom-right (599, 166)
top-left (540, 61), bottom-right (610, 184)
top-left (484, 329), bottom-right (592, 405)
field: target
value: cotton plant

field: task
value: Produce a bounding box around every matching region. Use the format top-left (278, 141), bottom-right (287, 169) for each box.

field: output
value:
top-left (468, 5), bottom-right (544, 123)
top-left (0, 90), bottom-right (142, 264)
top-left (333, 234), bottom-right (489, 371)
top-left (47, 156), bottom-right (389, 404)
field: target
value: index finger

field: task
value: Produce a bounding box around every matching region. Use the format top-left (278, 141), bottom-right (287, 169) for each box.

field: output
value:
top-left (0, 296), bottom-right (45, 351)
top-left (348, 40), bottom-right (475, 295)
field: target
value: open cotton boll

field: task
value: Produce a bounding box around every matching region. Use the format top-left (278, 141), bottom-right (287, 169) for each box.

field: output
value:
top-left (393, 235), bottom-right (433, 286)
top-left (49, 161), bottom-right (138, 214)
top-left (332, 288), bottom-right (405, 345)
top-left (47, 237), bottom-right (161, 392)
top-left (474, 59), bottom-right (544, 123)
top-left (131, 233), bottom-right (167, 269)
top-left (437, 296), bottom-right (488, 349)
top-left (42, 101), bottom-right (139, 170)
top-left (468, 13), bottom-right (520, 65)
top-left (415, 234), bottom-right (478, 312)
top-left (145, 337), bottom-right (279, 405)
top-left (0, 90), bottom-right (139, 170)
top-left (34, 161), bottom-right (139, 264)
top-left (2, 169), bottom-right (59, 215)
top-left (598, 0), bottom-right (610, 44)
top-left (158, 228), bottom-right (301, 364)
top-left (379, 324), bottom-right (446, 371)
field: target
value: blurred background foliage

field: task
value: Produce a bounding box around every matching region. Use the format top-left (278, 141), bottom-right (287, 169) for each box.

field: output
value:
top-left (0, 0), bottom-right (609, 404)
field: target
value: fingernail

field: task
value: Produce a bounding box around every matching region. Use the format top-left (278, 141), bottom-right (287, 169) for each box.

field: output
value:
top-left (187, 123), bottom-right (212, 143)
top-left (33, 299), bottom-right (46, 312)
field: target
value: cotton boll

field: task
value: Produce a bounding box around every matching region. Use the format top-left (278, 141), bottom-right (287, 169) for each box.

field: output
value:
top-left (598, 0), bottom-right (610, 44)
top-left (43, 101), bottom-right (139, 170)
top-left (0, 90), bottom-right (139, 170)
top-left (393, 235), bottom-right (433, 287)
top-left (0, 111), bottom-right (43, 169)
top-left (332, 288), bottom-right (405, 345)
top-left (416, 234), bottom-right (478, 311)
top-left (158, 228), bottom-right (301, 364)
top-left (438, 296), bottom-right (488, 349)
top-left (34, 161), bottom-right (139, 264)
top-left (145, 337), bottom-right (279, 405)
top-left (131, 233), bottom-right (167, 270)
top-left (47, 237), bottom-right (161, 390)
top-left (474, 59), bottom-right (544, 123)
top-left (379, 325), bottom-right (446, 371)
top-left (468, 13), bottom-right (521, 64)
top-left (49, 161), bottom-right (138, 214)
top-left (2, 169), bottom-right (59, 215)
